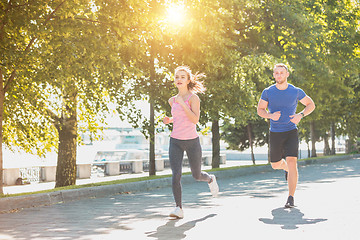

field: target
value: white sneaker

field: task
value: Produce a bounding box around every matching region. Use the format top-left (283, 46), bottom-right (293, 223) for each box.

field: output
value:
top-left (208, 174), bottom-right (219, 197)
top-left (169, 207), bottom-right (184, 219)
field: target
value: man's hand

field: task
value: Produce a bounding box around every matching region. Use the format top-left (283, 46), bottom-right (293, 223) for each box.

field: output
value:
top-left (271, 111), bottom-right (281, 121)
top-left (290, 113), bottom-right (302, 124)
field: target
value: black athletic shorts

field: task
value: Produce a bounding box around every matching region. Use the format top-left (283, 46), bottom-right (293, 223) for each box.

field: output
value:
top-left (269, 129), bottom-right (299, 163)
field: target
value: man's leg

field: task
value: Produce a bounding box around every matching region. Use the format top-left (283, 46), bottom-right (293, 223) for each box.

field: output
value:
top-left (286, 156), bottom-right (298, 197)
top-left (269, 131), bottom-right (288, 172)
top-left (284, 129), bottom-right (299, 207)
top-left (271, 158), bottom-right (289, 172)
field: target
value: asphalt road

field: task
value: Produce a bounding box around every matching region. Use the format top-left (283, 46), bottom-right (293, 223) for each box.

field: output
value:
top-left (0, 157), bottom-right (359, 240)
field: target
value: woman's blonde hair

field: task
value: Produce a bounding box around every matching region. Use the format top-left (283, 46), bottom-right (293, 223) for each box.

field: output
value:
top-left (174, 66), bottom-right (206, 94)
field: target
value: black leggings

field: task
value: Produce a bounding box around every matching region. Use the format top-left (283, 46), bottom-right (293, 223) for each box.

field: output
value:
top-left (169, 137), bottom-right (211, 208)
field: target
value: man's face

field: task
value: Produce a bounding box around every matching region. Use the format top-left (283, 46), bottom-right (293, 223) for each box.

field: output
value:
top-left (273, 67), bottom-right (289, 84)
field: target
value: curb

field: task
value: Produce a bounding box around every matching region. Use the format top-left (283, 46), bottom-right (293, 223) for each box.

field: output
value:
top-left (1, 154), bottom-right (359, 213)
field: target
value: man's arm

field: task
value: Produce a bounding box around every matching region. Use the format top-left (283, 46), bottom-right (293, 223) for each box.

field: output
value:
top-left (299, 96), bottom-right (315, 116)
top-left (290, 96), bottom-right (316, 124)
top-left (257, 99), bottom-right (280, 121)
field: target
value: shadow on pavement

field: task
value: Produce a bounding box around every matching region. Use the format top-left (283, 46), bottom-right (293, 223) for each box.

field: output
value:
top-left (146, 214), bottom-right (217, 240)
top-left (217, 158), bottom-right (360, 200)
top-left (0, 158), bottom-right (358, 239)
top-left (259, 207), bottom-right (327, 230)
top-left (0, 192), bottom-right (176, 240)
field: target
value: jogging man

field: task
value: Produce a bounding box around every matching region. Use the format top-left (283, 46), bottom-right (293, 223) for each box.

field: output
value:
top-left (257, 63), bottom-right (315, 208)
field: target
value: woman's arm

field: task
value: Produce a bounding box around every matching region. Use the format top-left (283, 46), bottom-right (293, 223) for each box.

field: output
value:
top-left (176, 94), bottom-right (200, 124)
top-left (163, 97), bottom-right (174, 124)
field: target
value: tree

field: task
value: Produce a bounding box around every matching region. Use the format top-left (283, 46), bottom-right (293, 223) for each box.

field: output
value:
top-left (0, 0), bottom-right (134, 190)
top-left (0, 0), bottom-right (70, 194)
top-left (239, 0), bottom-right (360, 157)
top-left (168, 0), bottom-right (240, 168)
top-left (222, 118), bottom-right (268, 164)
top-left (41, 0), bottom-right (141, 187)
top-left (108, 0), bottom-right (179, 176)
top-left (220, 53), bottom-right (278, 163)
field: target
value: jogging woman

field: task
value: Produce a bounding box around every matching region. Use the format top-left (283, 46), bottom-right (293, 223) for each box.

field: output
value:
top-left (163, 66), bottom-right (219, 219)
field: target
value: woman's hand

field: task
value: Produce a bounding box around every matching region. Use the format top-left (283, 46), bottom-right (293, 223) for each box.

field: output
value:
top-left (163, 116), bottom-right (172, 124)
top-left (175, 95), bottom-right (186, 106)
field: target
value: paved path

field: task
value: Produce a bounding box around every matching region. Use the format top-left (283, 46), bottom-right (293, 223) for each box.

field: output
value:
top-left (0, 157), bottom-right (359, 240)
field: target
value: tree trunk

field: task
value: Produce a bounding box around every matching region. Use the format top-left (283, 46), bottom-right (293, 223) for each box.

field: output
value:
top-left (0, 74), bottom-right (4, 194)
top-left (148, 46), bottom-right (156, 176)
top-left (149, 97), bottom-right (156, 176)
top-left (212, 119), bottom-right (220, 169)
top-left (310, 121), bottom-right (317, 158)
top-left (330, 122), bottom-right (336, 155)
top-left (55, 92), bottom-right (77, 188)
top-left (247, 124), bottom-right (255, 165)
top-left (324, 134), bottom-right (331, 156)
top-left (345, 139), bottom-right (356, 154)
top-left (307, 141), bottom-right (310, 158)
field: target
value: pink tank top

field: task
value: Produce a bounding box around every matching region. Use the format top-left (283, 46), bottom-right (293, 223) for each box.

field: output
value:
top-left (170, 94), bottom-right (198, 140)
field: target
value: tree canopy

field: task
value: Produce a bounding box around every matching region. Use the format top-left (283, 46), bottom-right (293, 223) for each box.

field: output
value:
top-left (1, 0), bottom-right (359, 193)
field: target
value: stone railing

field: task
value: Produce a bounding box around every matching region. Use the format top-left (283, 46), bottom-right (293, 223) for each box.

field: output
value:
top-left (2, 154), bottom-right (226, 186)
top-left (2, 163), bottom-right (92, 186)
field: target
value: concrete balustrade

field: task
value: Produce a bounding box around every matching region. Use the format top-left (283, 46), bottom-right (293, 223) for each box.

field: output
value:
top-left (3, 156), bottom-right (224, 186)
top-left (131, 160), bottom-right (143, 173)
top-left (105, 161), bottom-right (120, 176)
top-left (3, 168), bottom-right (20, 186)
top-left (203, 156), bottom-right (212, 166)
top-left (77, 164), bottom-right (91, 179)
top-left (3, 163), bottom-right (92, 186)
top-left (203, 154), bottom-right (226, 166)
top-left (220, 154), bottom-right (227, 164)
top-left (155, 159), bottom-right (164, 171)
top-left (41, 166), bottom-right (56, 182)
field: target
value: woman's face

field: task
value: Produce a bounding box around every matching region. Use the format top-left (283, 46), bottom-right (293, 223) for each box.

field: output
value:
top-left (174, 70), bottom-right (190, 89)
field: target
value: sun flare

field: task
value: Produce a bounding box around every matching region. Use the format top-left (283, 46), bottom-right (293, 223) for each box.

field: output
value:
top-left (166, 3), bottom-right (185, 25)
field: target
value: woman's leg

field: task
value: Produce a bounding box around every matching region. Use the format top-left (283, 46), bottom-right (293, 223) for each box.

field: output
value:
top-left (186, 138), bottom-right (211, 182)
top-left (169, 138), bottom-right (184, 208)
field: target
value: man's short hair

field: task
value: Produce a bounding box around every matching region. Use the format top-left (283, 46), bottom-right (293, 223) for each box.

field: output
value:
top-left (274, 63), bottom-right (288, 72)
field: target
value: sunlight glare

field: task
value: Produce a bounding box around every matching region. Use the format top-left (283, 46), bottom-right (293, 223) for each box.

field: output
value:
top-left (166, 3), bottom-right (185, 26)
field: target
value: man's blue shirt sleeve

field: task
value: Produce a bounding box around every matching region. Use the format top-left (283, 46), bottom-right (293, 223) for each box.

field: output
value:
top-left (297, 88), bottom-right (306, 101)
top-left (261, 89), bottom-right (268, 102)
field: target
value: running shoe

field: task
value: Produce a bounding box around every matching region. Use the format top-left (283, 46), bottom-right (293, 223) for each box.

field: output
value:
top-left (285, 195), bottom-right (294, 208)
top-left (208, 174), bottom-right (219, 197)
top-left (169, 206), bottom-right (184, 219)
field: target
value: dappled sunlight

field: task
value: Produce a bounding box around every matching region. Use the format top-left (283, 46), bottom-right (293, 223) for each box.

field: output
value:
top-left (46, 228), bottom-right (69, 232)
top-left (94, 215), bottom-right (112, 220)
top-left (1, 158), bottom-right (360, 239)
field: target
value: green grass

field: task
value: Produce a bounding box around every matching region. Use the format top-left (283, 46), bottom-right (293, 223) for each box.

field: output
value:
top-left (0, 153), bottom-right (355, 199)
top-left (0, 174), bottom-right (173, 198)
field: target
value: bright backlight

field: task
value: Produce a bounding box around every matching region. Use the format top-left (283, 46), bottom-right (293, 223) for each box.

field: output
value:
top-left (166, 3), bottom-right (185, 25)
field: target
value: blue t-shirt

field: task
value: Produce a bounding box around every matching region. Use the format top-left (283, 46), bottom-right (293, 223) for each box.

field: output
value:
top-left (261, 84), bottom-right (306, 132)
